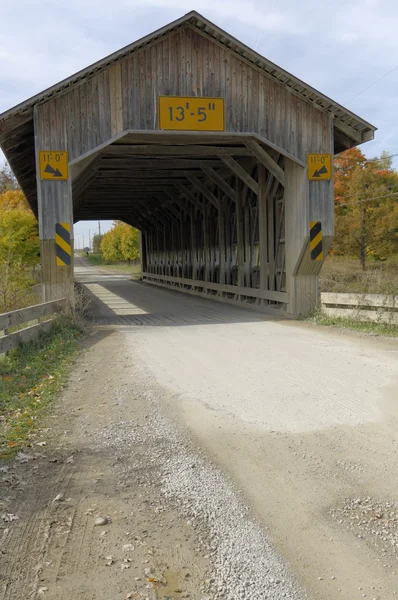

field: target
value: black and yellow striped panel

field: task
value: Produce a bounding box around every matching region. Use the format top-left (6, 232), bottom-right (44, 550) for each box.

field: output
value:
top-left (55, 222), bottom-right (72, 266)
top-left (310, 221), bottom-right (323, 261)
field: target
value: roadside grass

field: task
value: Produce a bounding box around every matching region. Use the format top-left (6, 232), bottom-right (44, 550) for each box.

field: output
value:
top-left (86, 253), bottom-right (105, 266)
top-left (0, 319), bottom-right (83, 459)
top-left (320, 255), bottom-right (398, 295)
top-left (87, 253), bottom-right (141, 277)
top-left (307, 310), bottom-right (398, 337)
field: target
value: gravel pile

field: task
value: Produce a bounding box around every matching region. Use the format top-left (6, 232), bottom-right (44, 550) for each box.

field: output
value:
top-left (94, 387), bottom-right (307, 600)
top-left (160, 449), bottom-right (305, 599)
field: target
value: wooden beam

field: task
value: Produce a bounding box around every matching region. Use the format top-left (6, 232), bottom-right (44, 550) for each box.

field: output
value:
top-left (187, 176), bottom-right (219, 210)
top-left (218, 194), bottom-right (226, 285)
top-left (96, 169), bottom-right (209, 178)
top-left (244, 140), bottom-right (285, 187)
top-left (141, 272), bottom-right (289, 304)
top-left (178, 184), bottom-right (203, 213)
top-left (158, 198), bottom-right (181, 220)
top-left (258, 164), bottom-right (268, 294)
top-left (236, 179), bottom-right (245, 289)
top-left (201, 165), bottom-right (237, 203)
top-left (221, 155), bottom-right (259, 195)
top-left (99, 158), bottom-right (224, 169)
top-left (162, 192), bottom-right (191, 218)
top-left (105, 145), bottom-right (253, 157)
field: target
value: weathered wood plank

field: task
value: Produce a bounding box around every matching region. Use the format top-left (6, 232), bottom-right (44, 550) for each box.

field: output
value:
top-left (221, 155), bottom-right (259, 195)
top-left (141, 272), bottom-right (289, 303)
top-left (258, 164), bottom-right (268, 293)
top-left (201, 165), bottom-right (237, 203)
top-left (244, 139), bottom-right (285, 186)
top-left (0, 320), bottom-right (55, 355)
top-left (178, 184), bottom-right (204, 212)
top-left (322, 292), bottom-right (398, 309)
top-left (0, 299), bottom-right (66, 331)
top-left (187, 176), bottom-right (219, 210)
top-left (109, 63), bottom-right (123, 137)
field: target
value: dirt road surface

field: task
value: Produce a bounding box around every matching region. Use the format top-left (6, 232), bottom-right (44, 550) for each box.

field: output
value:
top-left (1, 257), bottom-right (397, 600)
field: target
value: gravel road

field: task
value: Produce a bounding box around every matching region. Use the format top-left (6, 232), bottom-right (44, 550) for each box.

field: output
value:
top-left (1, 260), bottom-right (397, 600)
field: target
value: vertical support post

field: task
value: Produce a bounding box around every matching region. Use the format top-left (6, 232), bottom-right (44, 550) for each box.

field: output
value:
top-left (34, 106), bottom-right (73, 302)
top-left (258, 164), bottom-right (268, 298)
top-left (218, 194), bottom-right (226, 285)
top-left (244, 196), bottom-right (251, 287)
top-left (284, 159), bottom-right (318, 316)
top-left (267, 186), bottom-right (275, 291)
top-left (203, 199), bottom-right (209, 286)
top-left (236, 179), bottom-right (245, 291)
top-left (225, 204), bottom-right (232, 285)
top-left (190, 204), bottom-right (198, 280)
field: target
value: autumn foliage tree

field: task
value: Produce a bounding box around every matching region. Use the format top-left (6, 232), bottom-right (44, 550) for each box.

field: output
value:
top-left (333, 148), bottom-right (398, 268)
top-left (100, 221), bottom-right (140, 263)
top-left (0, 164), bottom-right (40, 311)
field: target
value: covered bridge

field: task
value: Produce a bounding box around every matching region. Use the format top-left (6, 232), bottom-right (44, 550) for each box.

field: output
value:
top-left (0, 11), bottom-right (376, 315)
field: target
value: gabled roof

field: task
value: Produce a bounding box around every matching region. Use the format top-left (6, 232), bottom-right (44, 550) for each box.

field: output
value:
top-left (0, 10), bottom-right (376, 145)
top-left (0, 10), bottom-right (376, 214)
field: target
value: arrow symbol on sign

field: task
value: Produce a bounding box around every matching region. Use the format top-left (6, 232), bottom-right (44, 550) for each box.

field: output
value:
top-left (312, 165), bottom-right (328, 177)
top-left (44, 163), bottom-right (63, 177)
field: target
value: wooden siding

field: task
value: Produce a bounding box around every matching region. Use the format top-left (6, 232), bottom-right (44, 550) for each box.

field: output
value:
top-left (36, 26), bottom-right (331, 166)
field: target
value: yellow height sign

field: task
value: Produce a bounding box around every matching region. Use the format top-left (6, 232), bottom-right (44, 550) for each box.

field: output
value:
top-left (39, 151), bottom-right (68, 180)
top-left (159, 97), bottom-right (225, 131)
top-left (307, 154), bottom-right (332, 180)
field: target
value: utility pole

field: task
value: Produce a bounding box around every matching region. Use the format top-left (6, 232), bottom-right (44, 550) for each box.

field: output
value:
top-left (98, 221), bottom-right (101, 237)
top-left (89, 230), bottom-right (91, 249)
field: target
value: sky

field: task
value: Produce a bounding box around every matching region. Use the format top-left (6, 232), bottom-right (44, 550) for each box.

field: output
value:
top-left (1, 0), bottom-right (398, 244)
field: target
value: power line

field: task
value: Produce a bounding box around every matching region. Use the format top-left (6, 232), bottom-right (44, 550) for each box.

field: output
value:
top-left (363, 152), bottom-right (398, 162)
top-left (333, 152), bottom-right (398, 201)
top-left (335, 190), bottom-right (398, 208)
top-left (335, 152), bottom-right (398, 169)
top-left (348, 64), bottom-right (398, 102)
top-left (336, 181), bottom-right (398, 201)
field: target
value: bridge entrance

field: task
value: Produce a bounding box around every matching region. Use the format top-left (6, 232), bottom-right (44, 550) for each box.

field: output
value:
top-left (0, 11), bottom-right (375, 315)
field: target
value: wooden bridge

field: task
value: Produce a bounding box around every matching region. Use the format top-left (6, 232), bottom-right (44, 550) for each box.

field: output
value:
top-left (0, 11), bottom-right (375, 315)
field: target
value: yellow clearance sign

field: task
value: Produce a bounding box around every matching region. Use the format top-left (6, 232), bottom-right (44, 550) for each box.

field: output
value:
top-left (307, 154), bottom-right (332, 181)
top-left (39, 151), bottom-right (68, 180)
top-left (159, 97), bottom-right (225, 131)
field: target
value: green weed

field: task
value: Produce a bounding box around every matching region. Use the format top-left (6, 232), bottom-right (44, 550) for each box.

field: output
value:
top-left (307, 310), bottom-right (398, 337)
top-left (0, 320), bottom-right (83, 458)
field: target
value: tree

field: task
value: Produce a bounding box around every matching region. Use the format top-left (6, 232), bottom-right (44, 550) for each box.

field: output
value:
top-left (0, 207), bottom-right (40, 312)
top-left (0, 189), bottom-right (30, 212)
top-left (92, 233), bottom-right (103, 254)
top-left (333, 149), bottom-right (398, 268)
top-left (334, 147), bottom-right (367, 203)
top-left (0, 162), bottom-right (18, 194)
top-left (0, 209), bottom-right (40, 267)
top-left (100, 224), bottom-right (123, 262)
top-left (120, 223), bottom-right (140, 263)
top-left (100, 221), bottom-right (140, 262)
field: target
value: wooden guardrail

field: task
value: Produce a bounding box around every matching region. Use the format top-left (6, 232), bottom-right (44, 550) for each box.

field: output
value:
top-left (0, 298), bottom-right (66, 354)
top-left (142, 272), bottom-right (289, 304)
top-left (321, 292), bottom-right (398, 324)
